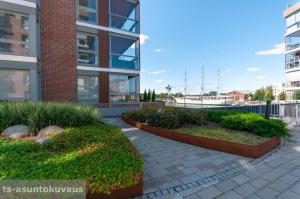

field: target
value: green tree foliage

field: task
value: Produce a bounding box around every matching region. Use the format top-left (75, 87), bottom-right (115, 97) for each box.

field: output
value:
top-left (151, 90), bottom-right (156, 102)
top-left (143, 89), bottom-right (147, 102)
top-left (253, 87), bottom-right (265, 101)
top-left (293, 91), bottom-right (300, 100)
top-left (278, 91), bottom-right (286, 101)
top-left (147, 89), bottom-right (152, 102)
top-left (264, 86), bottom-right (275, 101)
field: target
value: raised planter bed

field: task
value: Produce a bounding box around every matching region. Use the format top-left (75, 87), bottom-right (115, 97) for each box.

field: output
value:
top-left (122, 116), bottom-right (280, 158)
top-left (87, 174), bottom-right (143, 199)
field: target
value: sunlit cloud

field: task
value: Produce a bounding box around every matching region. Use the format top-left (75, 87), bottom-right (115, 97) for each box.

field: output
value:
top-left (247, 67), bottom-right (261, 72)
top-left (256, 43), bottom-right (285, 55)
top-left (140, 34), bottom-right (150, 45)
top-left (154, 48), bottom-right (167, 53)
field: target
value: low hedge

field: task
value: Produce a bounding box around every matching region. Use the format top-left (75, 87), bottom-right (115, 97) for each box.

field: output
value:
top-left (207, 110), bottom-right (248, 123)
top-left (222, 113), bottom-right (289, 138)
top-left (0, 124), bottom-right (143, 195)
top-left (0, 102), bottom-right (101, 133)
top-left (126, 108), bottom-right (207, 129)
top-left (125, 108), bottom-right (289, 138)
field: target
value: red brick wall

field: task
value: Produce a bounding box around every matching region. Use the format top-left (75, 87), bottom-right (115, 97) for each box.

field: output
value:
top-left (98, 0), bottom-right (110, 103)
top-left (40, 0), bottom-right (77, 102)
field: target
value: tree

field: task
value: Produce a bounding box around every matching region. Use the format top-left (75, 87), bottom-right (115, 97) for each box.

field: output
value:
top-left (151, 90), bottom-right (156, 102)
top-left (174, 92), bottom-right (183, 97)
top-left (278, 91), bottom-right (286, 101)
top-left (293, 91), bottom-right (300, 100)
top-left (147, 89), bottom-right (152, 102)
top-left (253, 87), bottom-right (265, 101)
top-left (264, 86), bottom-right (275, 101)
top-left (143, 89), bottom-right (147, 102)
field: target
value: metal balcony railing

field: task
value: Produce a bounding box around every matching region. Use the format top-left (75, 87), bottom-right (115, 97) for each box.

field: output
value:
top-left (109, 13), bottom-right (139, 33)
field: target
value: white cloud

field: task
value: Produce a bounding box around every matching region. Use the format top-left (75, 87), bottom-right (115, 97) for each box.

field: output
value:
top-left (155, 80), bottom-right (164, 84)
top-left (154, 48), bottom-right (167, 53)
top-left (256, 43), bottom-right (285, 55)
top-left (225, 68), bottom-right (232, 72)
top-left (140, 34), bottom-right (150, 45)
top-left (142, 69), bottom-right (166, 75)
top-left (257, 75), bottom-right (267, 80)
top-left (247, 67), bottom-right (261, 72)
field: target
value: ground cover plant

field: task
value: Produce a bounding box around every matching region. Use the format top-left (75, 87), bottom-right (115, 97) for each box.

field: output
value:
top-left (125, 107), bottom-right (289, 139)
top-left (0, 102), bottom-right (101, 133)
top-left (0, 124), bottom-right (143, 195)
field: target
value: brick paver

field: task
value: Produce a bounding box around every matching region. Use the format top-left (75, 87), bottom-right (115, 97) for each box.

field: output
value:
top-left (103, 118), bottom-right (251, 194)
top-left (104, 118), bottom-right (300, 199)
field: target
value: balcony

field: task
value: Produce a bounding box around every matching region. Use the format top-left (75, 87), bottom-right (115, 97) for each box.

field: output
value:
top-left (287, 42), bottom-right (300, 51)
top-left (286, 55), bottom-right (300, 71)
top-left (110, 53), bottom-right (139, 70)
top-left (110, 0), bottom-right (140, 34)
top-left (110, 34), bottom-right (139, 70)
top-left (110, 13), bottom-right (139, 33)
top-left (286, 22), bottom-right (300, 36)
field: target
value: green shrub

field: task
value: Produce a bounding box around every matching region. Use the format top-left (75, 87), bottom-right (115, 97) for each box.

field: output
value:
top-left (222, 113), bottom-right (289, 138)
top-left (0, 102), bottom-right (101, 133)
top-left (207, 110), bottom-right (248, 123)
top-left (125, 109), bottom-right (156, 123)
top-left (147, 111), bottom-right (180, 129)
top-left (0, 124), bottom-right (143, 195)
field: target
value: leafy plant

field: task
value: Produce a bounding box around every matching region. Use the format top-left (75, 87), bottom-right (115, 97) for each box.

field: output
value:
top-left (0, 102), bottom-right (101, 133)
top-left (0, 124), bottom-right (143, 195)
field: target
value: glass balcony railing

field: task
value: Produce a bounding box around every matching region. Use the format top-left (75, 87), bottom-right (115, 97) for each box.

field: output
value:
top-left (109, 13), bottom-right (139, 33)
top-left (287, 22), bottom-right (300, 35)
top-left (287, 42), bottom-right (300, 51)
top-left (110, 53), bottom-right (139, 70)
top-left (286, 56), bottom-right (300, 70)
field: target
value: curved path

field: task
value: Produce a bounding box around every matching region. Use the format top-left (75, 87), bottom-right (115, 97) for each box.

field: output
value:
top-left (103, 118), bottom-right (251, 196)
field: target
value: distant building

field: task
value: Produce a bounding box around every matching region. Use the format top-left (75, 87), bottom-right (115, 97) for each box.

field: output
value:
top-left (284, 2), bottom-right (300, 99)
top-left (227, 90), bottom-right (250, 102)
top-left (272, 83), bottom-right (285, 99)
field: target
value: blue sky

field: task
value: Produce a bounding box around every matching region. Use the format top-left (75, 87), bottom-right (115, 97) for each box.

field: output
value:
top-left (139, 0), bottom-right (295, 94)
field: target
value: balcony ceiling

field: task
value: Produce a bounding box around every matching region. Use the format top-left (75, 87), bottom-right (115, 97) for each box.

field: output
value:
top-left (111, 0), bottom-right (136, 18)
top-left (111, 36), bottom-right (136, 54)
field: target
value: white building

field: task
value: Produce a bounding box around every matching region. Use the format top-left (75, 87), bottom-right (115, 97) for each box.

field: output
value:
top-left (284, 2), bottom-right (300, 99)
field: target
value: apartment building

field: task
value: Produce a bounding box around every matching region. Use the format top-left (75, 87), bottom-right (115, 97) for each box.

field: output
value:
top-left (0, 0), bottom-right (39, 101)
top-left (284, 2), bottom-right (300, 99)
top-left (0, 0), bottom-right (140, 110)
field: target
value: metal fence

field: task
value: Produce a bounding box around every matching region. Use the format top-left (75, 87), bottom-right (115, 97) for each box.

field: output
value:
top-left (167, 102), bottom-right (300, 125)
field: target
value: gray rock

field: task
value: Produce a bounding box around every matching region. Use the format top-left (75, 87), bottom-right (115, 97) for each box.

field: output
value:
top-left (38, 126), bottom-right (64, 138)
top-left (2, 125), bottom-right (31, 138)
top-left (35, 137), bottom-right (50, 145)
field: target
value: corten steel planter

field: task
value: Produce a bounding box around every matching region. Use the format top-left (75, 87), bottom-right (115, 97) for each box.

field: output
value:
top-left (87, 175), bottom-right (143, 199)
top-left (122, 116), bottom-right (281, 158)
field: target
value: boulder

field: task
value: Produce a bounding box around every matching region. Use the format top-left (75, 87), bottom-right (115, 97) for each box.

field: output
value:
top-left (2, 125), bottom-right (31, 139)
top-left (35, 137), bottom-right (50, 145)
top-left (38, 126), bottom-right (64, 138)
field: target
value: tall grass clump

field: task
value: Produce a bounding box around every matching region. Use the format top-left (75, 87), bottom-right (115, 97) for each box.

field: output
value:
top-left (0, 102), bottom-right (101, 133)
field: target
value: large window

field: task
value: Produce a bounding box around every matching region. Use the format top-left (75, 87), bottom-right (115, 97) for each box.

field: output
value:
top-left (110, 0), bottom-right (140, 33)
top-left (109, 74), bottom-right (138, 102)
top-left (110, 34), bottom-right (139, 70)
top-left (77, 0), bottom-right (98, 24)
top-left (0, 69), bottom-right (30, 100)
top-left (0, 10), bottom-right (30, 55)
top-left (77, 75), bottom-right (99, 102)
top-left (77, 32), bottom-right (98, 65)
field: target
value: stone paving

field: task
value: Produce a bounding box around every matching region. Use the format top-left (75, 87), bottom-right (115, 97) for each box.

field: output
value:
top-left (183, 125), bottom-right (300, 199)
top-left (104, 118), bottom-right (300, 199)
top-left (103, 118), bottom-right (251, 194)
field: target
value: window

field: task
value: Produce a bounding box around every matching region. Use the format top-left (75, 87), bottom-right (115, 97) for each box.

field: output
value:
top-left (77, 0), bottom-right (98, 24)
top-left (110, 0), bottom-right (140, 33)
top-left (0, 10), bottom-right (30, 55)
top-left (109, 74), bottom-right (138, 102)
top-left (77, 33), bottom-right (98, 65)
top-left (77, 75), bottom-right (99, 102)
top-left (110, 34), bottom-right (139, 70)
top-left (0, 69), bottom-right (30, 100)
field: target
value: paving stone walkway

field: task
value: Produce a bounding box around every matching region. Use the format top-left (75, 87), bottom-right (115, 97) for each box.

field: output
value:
top-left (182, 125), bottom-right (300, 199)
top-left (103, 118), bottom-right (251, 194)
